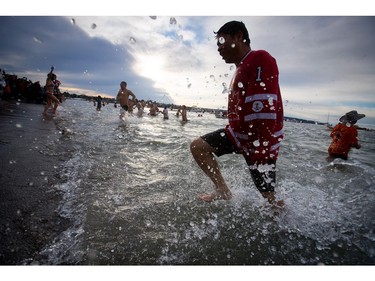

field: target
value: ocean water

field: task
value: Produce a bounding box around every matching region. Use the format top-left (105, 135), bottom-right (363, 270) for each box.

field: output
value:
top-left (26, 98), bottom-right (375, 265)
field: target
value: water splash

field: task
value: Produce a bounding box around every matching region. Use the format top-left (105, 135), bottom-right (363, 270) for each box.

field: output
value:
top-left (222, 82), bottom-right (229, 94)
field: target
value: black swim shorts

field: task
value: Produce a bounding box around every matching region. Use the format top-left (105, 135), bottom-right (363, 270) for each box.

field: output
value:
top-left (122, 105), bottom-right (129, 111)
top-left (201, 129), bottom-right (238, 157)
top-left (201, 128), bottom-right (276, 193)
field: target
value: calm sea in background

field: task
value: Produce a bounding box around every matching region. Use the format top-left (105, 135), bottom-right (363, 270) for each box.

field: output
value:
top-left (20, 98), bottom-right (375, 265)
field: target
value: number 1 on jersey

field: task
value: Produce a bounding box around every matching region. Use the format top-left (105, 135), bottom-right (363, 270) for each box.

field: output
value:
top-left (256, 66), bottom-right (262, 81)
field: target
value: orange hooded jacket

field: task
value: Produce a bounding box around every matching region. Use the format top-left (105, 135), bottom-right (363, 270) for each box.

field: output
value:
top-left (328, 123), bottom-right (359, 159)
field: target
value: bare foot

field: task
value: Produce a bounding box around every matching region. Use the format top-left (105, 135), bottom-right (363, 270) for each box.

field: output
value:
top-left (273, 199), bottom-right (285, 208)
top-left (197, 191), bottom-right (232, 203)
top-left (270, 200), bottom-right (285, 216)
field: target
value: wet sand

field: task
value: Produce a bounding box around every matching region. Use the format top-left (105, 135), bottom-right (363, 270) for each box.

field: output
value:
top-left (0, 100), bottom-right (71, 265)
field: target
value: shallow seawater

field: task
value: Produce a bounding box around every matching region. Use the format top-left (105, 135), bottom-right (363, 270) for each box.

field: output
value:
top-left (28, 98), bottom-right (375, 265)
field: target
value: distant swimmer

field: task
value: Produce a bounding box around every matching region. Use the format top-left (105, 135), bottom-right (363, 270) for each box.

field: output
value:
top-left (181, 105), bottom-right (188, 122)
top-left (327, 110), bottom-right (365, 161)
top-left (176, 106), bottom-right (181, 118)
top-left (149, 102), bottom-right (159, 116)
top-left (162, 106), bottom-right (169, 120)
top-left (96, 95), bottom-right (102, 111)
top-left (135, 99), bottom-right (145, 117)
top-left (42, 66), bottom-right (61, 115)
top-left (116, 81), bottom-right (136, 120)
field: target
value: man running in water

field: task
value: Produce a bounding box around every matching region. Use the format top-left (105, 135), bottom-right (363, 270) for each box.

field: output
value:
top-left (190, 21), bottom-right (284, 207)
top-left (116, 81), bottom-right (136, 119)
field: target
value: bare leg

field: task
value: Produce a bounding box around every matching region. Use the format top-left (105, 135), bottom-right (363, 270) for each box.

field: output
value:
top-left (51, 95), bottom-right (60, 114)
top-left (43, 98), bottom-right (52, 115)
top-left (249, 163), bottom-right (284, 208)
top-left (52, 102), bottom-right (58, 114)
top-left (190, 137), bottom-right (232, 202)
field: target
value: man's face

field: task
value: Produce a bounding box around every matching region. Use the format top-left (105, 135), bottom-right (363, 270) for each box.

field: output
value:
top-left (216, 33), bottom-right (238, 64)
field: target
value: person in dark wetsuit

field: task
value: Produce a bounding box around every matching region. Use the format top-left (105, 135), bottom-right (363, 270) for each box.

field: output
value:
top-left (96, 95), bottom-right (102, 111)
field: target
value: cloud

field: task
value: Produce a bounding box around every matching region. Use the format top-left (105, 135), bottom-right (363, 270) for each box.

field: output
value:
top-left (0, 16), bottom-right (170, 102)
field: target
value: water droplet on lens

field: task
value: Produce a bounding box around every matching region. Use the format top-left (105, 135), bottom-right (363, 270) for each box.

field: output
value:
top-left (129, 37), bottom-right (136, 44)
top-left (218, 37), bottom-right (225, 44)
top-left (238, 82), bottom-right (243, 88)
top-left (170, 17), bottom-right (177, 24)
top-left (222, 82), bottom-right (229, 94)
top-left (33, 37), bottom-right (43, 44)
top-left (149, 16), bottom-right (157, 20)
top-left (91, 23), bottom-right (97, 29)
top-left (70, 18), bottom-right (76, 25)
top-left (268, 97), bottom-right (274, 105)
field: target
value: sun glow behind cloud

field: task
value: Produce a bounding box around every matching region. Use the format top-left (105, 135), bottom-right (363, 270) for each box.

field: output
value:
top-left (133, 54), bottom-right (167, 87)
top-left (67, 16), bottom-right (235, 108)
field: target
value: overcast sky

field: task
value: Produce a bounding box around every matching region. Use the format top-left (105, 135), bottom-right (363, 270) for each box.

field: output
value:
top-left (1, 4), bottom-right (374, 127)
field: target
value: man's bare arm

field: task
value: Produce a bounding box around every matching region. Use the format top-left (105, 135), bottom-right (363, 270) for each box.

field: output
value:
top-left (129, 90), bottom-right (136, 100)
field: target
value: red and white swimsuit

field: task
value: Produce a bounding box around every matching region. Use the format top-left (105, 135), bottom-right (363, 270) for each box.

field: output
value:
top-left (225, 50), bottom-right (284, 165)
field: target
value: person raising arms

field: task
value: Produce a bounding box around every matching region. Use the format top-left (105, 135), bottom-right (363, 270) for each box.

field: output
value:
top-left (42, 66), bottom-right (60, 115)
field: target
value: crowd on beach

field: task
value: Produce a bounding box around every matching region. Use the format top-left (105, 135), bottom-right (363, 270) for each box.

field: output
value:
top-left (0, 68), bottom-right (65, 109)
top-left (0, 68), bottom-right (45, 104)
